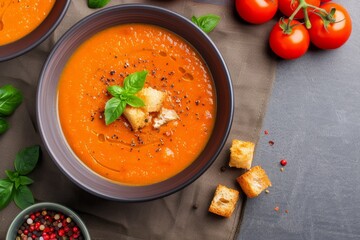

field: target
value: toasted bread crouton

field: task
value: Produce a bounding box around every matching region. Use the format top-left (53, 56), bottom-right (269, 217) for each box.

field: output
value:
top-left (237, 166), bottom-right (272, 198)
top-left (137, 87), bottom-right (165, 112)
top-left (123, 107), bottom-right (149, 131)
top-left (208, 184), bottom-right (239, 218)
top-left (229, 139), bottom-right (255, 169)
top-left (153, 108), bottom-right (179, 129)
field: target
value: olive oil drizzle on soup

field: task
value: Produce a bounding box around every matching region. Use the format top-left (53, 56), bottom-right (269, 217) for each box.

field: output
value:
top-left (0, 0), bottom-right (56, 46)
top-left (58, 24), bottom-right (216, 186)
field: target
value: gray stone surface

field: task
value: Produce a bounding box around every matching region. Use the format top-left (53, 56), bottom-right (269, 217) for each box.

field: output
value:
top-left (237, 0), bottom-right (360, 239)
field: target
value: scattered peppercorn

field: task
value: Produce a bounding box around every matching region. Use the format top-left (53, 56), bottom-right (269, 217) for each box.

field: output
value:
top-left (220, 166), bottom-right (227, 172)
top-left (268, 140), bottom-right (274, 146)
top-left (274, 206), bottom-right (279, 212)
top-left (264, 130), bottom-right (269, 135)
top-left (280, 159), bottom-right (287, 166)
top-left (16, 209), bottom-right (84, 240)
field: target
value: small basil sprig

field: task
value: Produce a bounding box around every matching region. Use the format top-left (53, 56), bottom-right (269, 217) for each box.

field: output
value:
top-left (0, 85), bottom-right (23, 117)
top-left (0, 85), bottom-right (22, 135)
top-left (0, 145), bottom-right (40, 210)
top-left (88, 0), bottom-right (111, 9)
top-left (104, 70), bottom-right (147, 125)
top-left (191, 14), bottom-right (221, 33)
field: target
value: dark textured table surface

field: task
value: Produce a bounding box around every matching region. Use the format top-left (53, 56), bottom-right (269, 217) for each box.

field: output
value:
top-left (237, 1), bottom-right (360, 239)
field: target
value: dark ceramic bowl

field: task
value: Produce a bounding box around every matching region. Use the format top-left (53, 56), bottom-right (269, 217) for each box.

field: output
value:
top-left (0, 0), bottom-right (70, 62)
top-left (6, 202), bottom-right (91, 240)
top-left (37, 4), bottom-right (234, 201)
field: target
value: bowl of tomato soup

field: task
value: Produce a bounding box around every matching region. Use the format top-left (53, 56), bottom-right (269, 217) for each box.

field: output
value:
top-left (0, 0), bottom-right (70, 61)
top-left (37, 4), bottom-right (234, 201)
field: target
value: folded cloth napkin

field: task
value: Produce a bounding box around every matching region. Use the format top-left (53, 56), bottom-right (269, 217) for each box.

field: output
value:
top-left (0, 0), bottom-right (276, 239)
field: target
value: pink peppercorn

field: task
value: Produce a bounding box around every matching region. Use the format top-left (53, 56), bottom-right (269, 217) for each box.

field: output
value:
top-left (280, 159), bottom-right (287, 166)
top-left (58, 229), bottom-right (65, 236)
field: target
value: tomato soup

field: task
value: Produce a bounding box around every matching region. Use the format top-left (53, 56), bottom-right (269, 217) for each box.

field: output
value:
top-left (58, 24), bottom-right (216, 185)
top-left (0, 0), bottom-right (55, 46)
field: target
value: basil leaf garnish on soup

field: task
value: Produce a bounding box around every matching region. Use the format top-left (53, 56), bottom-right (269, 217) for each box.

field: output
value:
top-left (105, 70), bottom-right (147, 125)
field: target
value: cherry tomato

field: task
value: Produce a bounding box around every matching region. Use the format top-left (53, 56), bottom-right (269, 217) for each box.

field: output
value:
top-left (278, 0), bottom-right (320, 19)
top-left (269, 19), bottom-right (310, 59)
top-left (235, 0), bottom-right (278, 24)
top-left (308, 3), bottom-right (352, 49)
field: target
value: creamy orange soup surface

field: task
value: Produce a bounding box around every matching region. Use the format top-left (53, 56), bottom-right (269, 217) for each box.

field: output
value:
top-left (0, 0), bottom-right (56, 46)
top-left (58, 24), bottom-right (216, 186)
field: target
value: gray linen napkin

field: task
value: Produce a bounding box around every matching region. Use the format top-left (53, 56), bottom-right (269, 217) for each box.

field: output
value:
top-left (0, 0), bottom-right (276, 239)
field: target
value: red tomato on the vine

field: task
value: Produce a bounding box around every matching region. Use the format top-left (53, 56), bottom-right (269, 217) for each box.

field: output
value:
top-left (269, 19), bottom-right (310, 59)
top-left (278, 0), bottom-right (320, 19)
top-left (235, 0), bottom-right (278, 24)
top-left (308, 3), bottom-right (352, 49)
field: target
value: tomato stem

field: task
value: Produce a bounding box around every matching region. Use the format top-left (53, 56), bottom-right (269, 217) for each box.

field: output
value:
top-left (288, 0), bottom-right (322, 29)
top-left (288, 4), bottom-right (303, 21)
top-left (303, 6), bottom-right (312, 29)
top-left (307, 4), bottom-right (328, 15)
top-left (299, 0), bottom-right (311, 29)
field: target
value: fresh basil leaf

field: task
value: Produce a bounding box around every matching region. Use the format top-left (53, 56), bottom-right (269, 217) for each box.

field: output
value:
top-left (0, 179), bottom-right (14, 210)
top-left (14, 185), bottom-right (34, 210)
top-left (191, 16), bottom-right (199, 25)
top-left (125, 95), bottom-right (145, 108)
top-left (191, 14), bottom-right (221, 33)
top-left (88, 0), bottom-right (111, 9)
top-left (105, 97), bottom-right (126, 125)
top-left (19, 176), bottom-right (34, 186)
top-left (14, 145), bottom-right (40, 175)
top-left (123, 70), bottom-right (148, 94)
top-left (107, 85), bottom-right (125, 97)
top-left (0, 118), bottom-right (9, 134)
top-left (15, 178), bottom-right (21, 189)
top-left (5, 170), bottom-right (18, 181)
top-left (0, 85), bottom-right (23, 116)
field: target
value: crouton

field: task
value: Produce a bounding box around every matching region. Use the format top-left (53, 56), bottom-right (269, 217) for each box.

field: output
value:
top-left (153, 108), bottom-right (179, 129)
top-left (236, 166), bottom-right (272, 198)
top-left (208, 184), bottom-right (239, 218)
top-left (123, 107), bottom-right (149, 131)
top-left (229, 139), bottom-right (255, 169)
top-left (136, 87), bottom-right (165, 112)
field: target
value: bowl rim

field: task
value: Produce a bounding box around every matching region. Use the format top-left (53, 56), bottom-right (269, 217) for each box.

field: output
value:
top-left (5, 202), bottom-right (91, 240)
top-left (0, 0), bottom-right (71, 62)
top-left (37, 4), bottom-right (234, 202)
